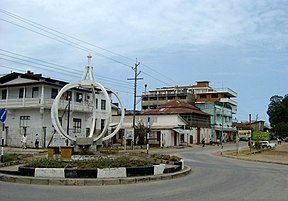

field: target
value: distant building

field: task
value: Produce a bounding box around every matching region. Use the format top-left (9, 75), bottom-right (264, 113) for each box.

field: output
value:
top-left (233, 120), bottom-right (266, 132)
top-left (0, 71), bottom-right (113, 147)
top-left (141, 81), bottom-right (237, 142)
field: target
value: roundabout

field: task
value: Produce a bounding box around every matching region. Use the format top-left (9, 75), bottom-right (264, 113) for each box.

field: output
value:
top-left (0, 158), bottom-right (191, 186)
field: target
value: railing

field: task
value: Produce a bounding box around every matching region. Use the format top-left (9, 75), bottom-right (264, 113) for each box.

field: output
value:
top-left (214, 88), bottom-right (237, 97)
top-left (0, 98), bottom-right (94, 112)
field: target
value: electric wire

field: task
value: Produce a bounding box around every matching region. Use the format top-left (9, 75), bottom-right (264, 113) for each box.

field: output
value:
top-left (0, 9), bottom-right (135, 63)
top-left (0, 49), bottom-right (136, 88)
top-left (0, 59), bottom-right (138, 94)
top-left (0, 18), bottom-right (134, 69)
top-left (0, 9), bottom-right (180, 87)
top-left (0, 10), bottom-right (185, 97)
top-left (0, 63), bottom-right (136, 96)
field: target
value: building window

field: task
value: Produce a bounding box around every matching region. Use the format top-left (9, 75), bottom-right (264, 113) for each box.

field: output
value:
top-left (1, 89), bottom-right (7, 100)
top-left (73, 118), bottom-right (81, 133)
top-left (101, 119), bottom-right (105, 131)
top-left (101, 99), bottom-right (106, 110)
top-left (200, 94), bottom-right (207, 99)
top-left (20, 116), bottom-right (30, 127)
top-left (95, 98), bottom-right (98, 109)
top-left (51, 88), bottom-right (58, 99)
top-left (32, 87), bottom-right (39, 98)
top-left (76, 92), bottom-right (83, 103)
top-left (211, 94), bottom-right (218, 98)
top-left (19, 88), bottom-right (25, 98)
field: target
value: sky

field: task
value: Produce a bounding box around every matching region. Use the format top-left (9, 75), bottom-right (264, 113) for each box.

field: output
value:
top-left (1, 0), bottom-right (287, 123)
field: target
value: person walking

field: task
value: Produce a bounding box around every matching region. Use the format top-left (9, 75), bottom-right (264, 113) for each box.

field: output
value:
top-left (202, 138), bottom-right (205, 147)
top-left (21, 133), bottom-right (27, 149)
top-left (35, 133), bottom-right (39, 149)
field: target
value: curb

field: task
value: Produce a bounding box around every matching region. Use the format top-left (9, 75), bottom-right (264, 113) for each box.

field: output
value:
top-left (222, 154), bottom-right (288, 166)
top-left (0, 166), bottom-right (191, 186)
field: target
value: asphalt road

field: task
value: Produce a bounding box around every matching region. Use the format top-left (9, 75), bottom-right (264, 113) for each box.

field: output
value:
top-left (1, 143), bottom-right (288, 201)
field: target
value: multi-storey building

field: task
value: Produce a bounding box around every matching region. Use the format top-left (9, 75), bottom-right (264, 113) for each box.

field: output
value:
top-left (0, 71), bottom-right (112, 147)
top-left (141, 81), bottom-right (237, 142)
top-left (141, 86), bottom-right (195, 111)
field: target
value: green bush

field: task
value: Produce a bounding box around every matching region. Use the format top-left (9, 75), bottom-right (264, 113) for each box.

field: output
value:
top-left (25, 157), bottom-right (153, 169)
top-left (151, 154), bottom-right (181, 162)
top-left (99, 149), bottom-right (119, 155)
top-left (26, 158), bottom-right (65, 168)
top-left (254, 141), bottom-right (262, 150)
top-left (3, 154), bottom-right (18, 162)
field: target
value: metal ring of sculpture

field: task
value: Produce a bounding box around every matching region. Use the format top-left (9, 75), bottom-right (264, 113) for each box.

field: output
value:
top-left (51, 79), bottom-right (124, 142)
top-left (102, 89), bottom-right (125, 141)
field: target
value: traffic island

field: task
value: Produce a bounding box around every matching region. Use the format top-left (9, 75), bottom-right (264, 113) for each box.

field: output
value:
top-left (0, 152), bottom-right (191, 186)
top-left (0, 164), bottom-right (191, 186)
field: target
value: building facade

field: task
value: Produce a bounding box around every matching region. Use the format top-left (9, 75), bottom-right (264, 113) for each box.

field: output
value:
top-left (0, 71), bottom-right (112, 147)
top-left (112, 101), bottom-right (211, 147)
top-left (141, 81), bottom-right (237, 142)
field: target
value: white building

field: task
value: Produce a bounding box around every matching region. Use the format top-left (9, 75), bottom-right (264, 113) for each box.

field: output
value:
top-left (0, 71), bottom-right (112, 148)
top-left (112, 101), bottom-right (211, 147)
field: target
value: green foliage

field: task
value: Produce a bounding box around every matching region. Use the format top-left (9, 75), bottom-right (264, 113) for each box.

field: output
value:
top-left (151, 154), bottom-right (181, 162)
top-left (26, 158), bottom-right (66, 168)
top-left (25, 157), bottom-right (153, 169)
top-left (267, 94), bottom-right (288, 136)
top-left (135, 120), bottom-right (148, 145)
top-left (99, 149), bottom-right (119, 155)
top-left (3, 154), bottom-right (18, 162)
top-left (254, 141), bottom-right (262, 150)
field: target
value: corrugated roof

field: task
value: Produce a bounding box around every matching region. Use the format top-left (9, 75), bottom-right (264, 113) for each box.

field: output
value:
top-left (143, 101), bottom-right (210, 116)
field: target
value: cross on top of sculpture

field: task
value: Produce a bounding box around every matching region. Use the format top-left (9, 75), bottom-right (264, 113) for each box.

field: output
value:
top-left (51, 55), bottom-right (125, 144)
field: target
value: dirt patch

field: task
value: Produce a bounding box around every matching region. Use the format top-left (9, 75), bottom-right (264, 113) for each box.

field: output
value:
top-left (222, 142), bottom-right (288, 165)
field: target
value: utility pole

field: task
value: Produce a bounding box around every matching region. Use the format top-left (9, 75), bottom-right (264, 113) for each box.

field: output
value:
top-left (249, 113), bottom-right (252, 152)
top-left (221, 101), bottom-right (224, 155)
top-left (127, 60), bottom-right (143, 144)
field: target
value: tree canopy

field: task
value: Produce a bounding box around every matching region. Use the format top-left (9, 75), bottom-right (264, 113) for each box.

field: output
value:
top-left (267, 94), bottom-right (288, 136)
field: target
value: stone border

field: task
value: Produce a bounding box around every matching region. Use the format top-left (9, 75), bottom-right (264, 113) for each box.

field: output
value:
top-left (0, 166), bottom-right (191, 186)
top-left (18, 163), bottom-right (174, 178)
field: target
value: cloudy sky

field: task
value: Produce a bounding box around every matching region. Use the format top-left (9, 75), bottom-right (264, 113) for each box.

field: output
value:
top-left (1, 0), bottom-right (287, 123)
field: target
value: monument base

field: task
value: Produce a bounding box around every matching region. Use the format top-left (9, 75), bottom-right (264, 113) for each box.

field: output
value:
top-left (74, 137), bottom-right (102, 154)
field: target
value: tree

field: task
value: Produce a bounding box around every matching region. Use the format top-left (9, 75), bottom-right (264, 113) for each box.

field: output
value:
top-left (135, 120), bottom-right (148, 145)
top-left (267, 94), bottom-right (288, 136)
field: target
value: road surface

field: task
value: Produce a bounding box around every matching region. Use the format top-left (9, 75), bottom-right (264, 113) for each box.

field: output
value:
top-left (1, 143), bottom-right (287, 201)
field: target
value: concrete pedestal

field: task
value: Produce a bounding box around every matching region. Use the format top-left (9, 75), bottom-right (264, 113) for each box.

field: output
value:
top-left (61, 146), bottom-right (73, 160)
top-left (47, 147), bottom-right (60, 159)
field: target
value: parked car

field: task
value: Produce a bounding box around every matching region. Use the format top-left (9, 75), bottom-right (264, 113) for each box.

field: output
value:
top-left (284, 137), bottom-right (288, 142)
top-left (260, 141), bottom-right (276, 149)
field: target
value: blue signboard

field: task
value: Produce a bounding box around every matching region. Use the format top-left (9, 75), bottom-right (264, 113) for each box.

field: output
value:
top-left (0, 108), bottom-right (7, 123)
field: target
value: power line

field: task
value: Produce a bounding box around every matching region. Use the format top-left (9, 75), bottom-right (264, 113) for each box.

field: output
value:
top-left (0, 18), bottom-right (133, 69)
top-left (141, 63), bottom-right (178, 85)
top-left (0, 64), bottom-right (137, 95)
top-left (0, 9), bottom-right (180, 89)
top-left (141, 71), bottom-right (172, 86)
top-left (0, 9), bottom-right (135, 63)
top-left (0, 58), bottom-right (138, 92)
top-left (0, 49), bottom-right (135, 88)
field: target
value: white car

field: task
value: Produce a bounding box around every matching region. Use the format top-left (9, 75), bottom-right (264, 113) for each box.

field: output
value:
top-left (260, 141), bottom-right (276, 149)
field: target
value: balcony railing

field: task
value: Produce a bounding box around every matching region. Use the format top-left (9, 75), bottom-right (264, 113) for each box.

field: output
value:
top-left (0, 98), bottom-right (94, 112)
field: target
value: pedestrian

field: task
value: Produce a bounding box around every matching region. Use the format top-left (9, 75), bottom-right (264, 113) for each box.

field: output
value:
top-left (35, 133), bottom-right (39, 149)
top-left (202, 138), bottom-right (205, 147)
top-left (21, 133), bottom-right (27, 149)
